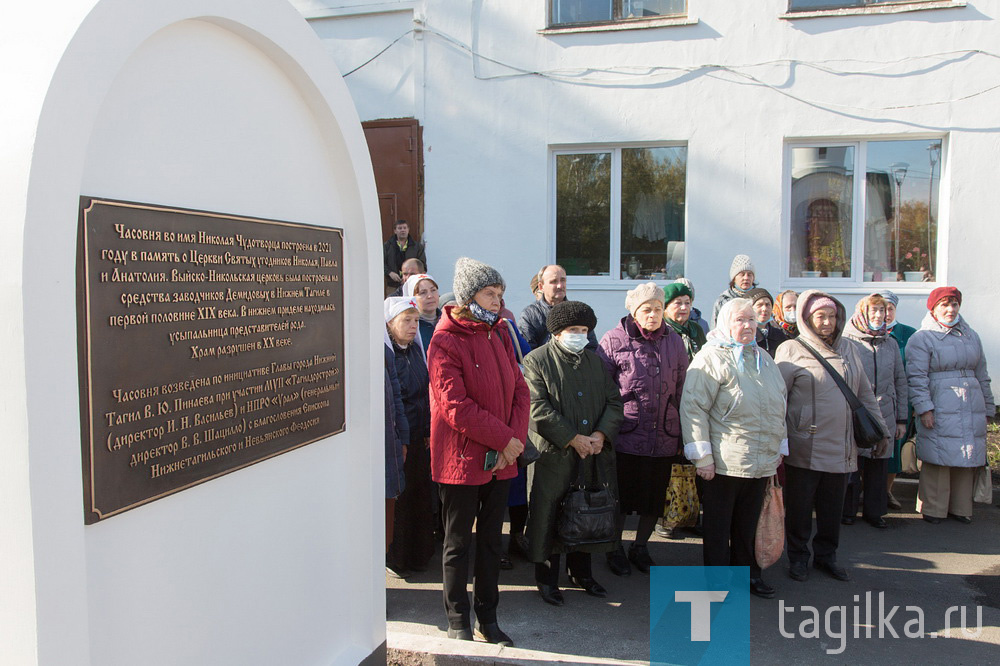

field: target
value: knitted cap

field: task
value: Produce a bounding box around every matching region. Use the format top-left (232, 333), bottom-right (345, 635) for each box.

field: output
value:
top-left (625, 282), bottom-right (665, 316)
top-left (877, 290), bottom-right (900, 307)
top-left (452, 257), bottom-right (505, 307)
top-left (384, 296), bottom-right (418, 323)
top-left (927, 286), bottom-right (962, 310)
top-left (662, 282), bottom-right (693, 306)
top-left (729, 254), bottom-right (755, 281)
top-left (674, 277), bottom-right (695, 300)
top-left (547, 301), bottom-right (598, 336)
top-left (745, 287), bottom-right (773, 306)
top-left (805, 295), bottom-right (837, 317)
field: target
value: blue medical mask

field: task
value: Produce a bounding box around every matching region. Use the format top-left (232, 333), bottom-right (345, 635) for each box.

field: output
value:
top-left (558, 332), bottom-right (589, 354)
top-left (938, 314), bottom-right (961, 328)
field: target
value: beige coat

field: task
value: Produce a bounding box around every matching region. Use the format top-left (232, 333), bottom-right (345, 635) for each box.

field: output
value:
top-left (680, 344), bottom-right (788, 479)
top-left (774, 290), bottom-right (886, 474)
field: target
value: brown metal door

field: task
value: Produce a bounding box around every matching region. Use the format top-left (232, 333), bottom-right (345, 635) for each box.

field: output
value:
top-left (363, 119), bottom-right (423, 244)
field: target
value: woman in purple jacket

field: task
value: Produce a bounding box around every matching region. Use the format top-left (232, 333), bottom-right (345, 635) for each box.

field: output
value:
top-left (598, 283), bottom-right (689, 576)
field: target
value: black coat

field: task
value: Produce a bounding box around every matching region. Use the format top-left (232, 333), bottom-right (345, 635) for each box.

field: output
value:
top-left (383, 235), bottom-right (427, 286)
top-left (756, 321), bottom-right (791, 358)
top-left (392, 339), bottom-right (430, 442)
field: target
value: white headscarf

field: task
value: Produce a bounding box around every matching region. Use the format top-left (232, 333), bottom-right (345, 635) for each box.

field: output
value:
top-left (402, 273), bottom-right (438, 299)
top-left (706, 298), bottom-right (761, 373)
top-left (384, 296), bottom-right (419, 351)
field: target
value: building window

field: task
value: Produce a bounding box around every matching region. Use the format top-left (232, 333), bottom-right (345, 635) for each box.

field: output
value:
top-left (555, 145), bottom-right (687, 280)
top-left (788, 0), bottom-right (939, 10)
top-left (788, 138), bottom-right (942, 283)
top-left (550, 0), bottom-right (686, 27)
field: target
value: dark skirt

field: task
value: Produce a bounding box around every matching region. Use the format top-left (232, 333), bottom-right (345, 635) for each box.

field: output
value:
top-left (387, 438), bottom-right (436, 571)
top-left (616, 452), bottom-right (681, 516)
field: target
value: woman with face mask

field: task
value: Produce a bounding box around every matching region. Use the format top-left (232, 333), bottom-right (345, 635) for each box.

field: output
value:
top-left (906, 287), bottom-right (995, 524)
top-left (746, 288), bottom-right (790, 358)
top-left (775, 291), bottom-right (885, 584)
top-left (597, 283), bottom-right (689, 576)
top-left (841, 294), bottom-right (908, 529)
top-left (773, 290), bottom-right (799, 339)
top-left (879, 290), bottom-right (916, 509)
top-left (522, 301), bottom-right (624, 606)
top-left (681, 298), bottom-right (788, 598)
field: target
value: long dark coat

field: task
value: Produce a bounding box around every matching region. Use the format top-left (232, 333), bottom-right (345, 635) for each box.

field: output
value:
top-left (523, 341), bottom-right (624, 562)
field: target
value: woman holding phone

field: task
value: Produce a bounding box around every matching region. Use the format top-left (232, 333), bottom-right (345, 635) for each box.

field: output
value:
top-left (427, 257), bottom-right (529, 647)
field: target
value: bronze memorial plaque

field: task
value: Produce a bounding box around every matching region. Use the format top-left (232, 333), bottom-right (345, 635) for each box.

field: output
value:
top-left (78, 197), bottom-right (345, 523)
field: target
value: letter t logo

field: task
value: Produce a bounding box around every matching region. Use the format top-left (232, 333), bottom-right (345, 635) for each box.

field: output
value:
top-left (675, 590), bottom-right (729, 641)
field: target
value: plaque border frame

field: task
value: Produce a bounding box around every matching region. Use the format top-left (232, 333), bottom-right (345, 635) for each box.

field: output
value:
top-left (78, 196), bottom-right (346, 523)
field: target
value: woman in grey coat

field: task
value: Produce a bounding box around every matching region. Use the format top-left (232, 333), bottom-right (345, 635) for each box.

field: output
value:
top-left (775, 290), bottom-right (886, 583)
top-left (842, 294), bottom-right (908, 528)
top-left (907, 287), bottom-right (995, 524)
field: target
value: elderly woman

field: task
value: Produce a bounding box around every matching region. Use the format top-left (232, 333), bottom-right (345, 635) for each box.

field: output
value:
top-left (841, 294), bottom-right (908, 528)
top-left (428, 258), bottom-right (528, 646)
top-left (598, 283), bottom-right (688, 576)
top-left (907, 287), bottom-right (995, 524)
top-left (774, 290), bottom-right (799, 340)
top-left (674, 277), bottom-right (710, 335)
top-left (523, 301), bottom-right (623, 606)
top-left (881, 290), bottom-right (917, 509)
top-left (775, 290), bottom-right (885, 583)
top-left (402, 273), bottom-right (441, 356)
top-left (712, 254), bottom-right (757, 327)
top-left (746, 288), bottom-right (790, 358)
top-left (664, 282), bottom-right (707, 361)
top-left (384, 296), bottom-right (435, 578)
top-left (681, 298), bottom-right (788, 598)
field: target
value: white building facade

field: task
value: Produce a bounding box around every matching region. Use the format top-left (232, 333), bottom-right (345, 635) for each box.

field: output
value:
top-left (296, 0), bottom-right (1000, 363)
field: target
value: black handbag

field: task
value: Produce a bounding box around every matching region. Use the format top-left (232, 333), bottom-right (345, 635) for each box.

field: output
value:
top-left (797, 340), bottom-right (886, 450)
top-left (556, 452), bottom-right (617, 547)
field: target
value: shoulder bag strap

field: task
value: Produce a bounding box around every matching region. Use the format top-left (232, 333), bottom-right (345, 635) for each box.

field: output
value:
top-left (504, 319), bottom-right (524, 365)
top-left (796, 339), bottom-right (863, 411)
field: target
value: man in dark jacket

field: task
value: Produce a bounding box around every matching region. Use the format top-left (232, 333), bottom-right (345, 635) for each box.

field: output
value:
top-left (384, 220), bottom-right (427, 290)
top-left (518, 264), bottom-right (597, 351)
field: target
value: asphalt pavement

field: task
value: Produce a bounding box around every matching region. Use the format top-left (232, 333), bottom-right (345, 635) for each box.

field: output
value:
top-left (386, 478), bottom-right (1000, 665)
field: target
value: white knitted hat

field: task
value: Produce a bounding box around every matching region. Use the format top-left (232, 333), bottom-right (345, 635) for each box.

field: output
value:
top-left (729, 254), bottom-right (755, 281)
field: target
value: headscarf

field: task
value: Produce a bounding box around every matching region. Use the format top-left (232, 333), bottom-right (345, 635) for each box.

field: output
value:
top-left (706, 298), bottom-right (761, 373)
top-left (402, 273), bottom-right (438, 298)
top-left (773, 290), bottom-right (798, 336)
top-left (384, 296), bottom-right (419, 351)
top-left (850, 294), bottom-right (887, 337)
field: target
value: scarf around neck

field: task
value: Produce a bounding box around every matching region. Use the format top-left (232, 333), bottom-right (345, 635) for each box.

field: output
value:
top-left (667, 317), bottom-right (703, 358)
top-left (468, 301), bottom-right (500, 327)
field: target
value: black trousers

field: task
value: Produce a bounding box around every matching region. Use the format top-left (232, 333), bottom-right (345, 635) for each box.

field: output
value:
top-left (387, 439), bottom-right (436, 571)
top-left (701, 474), bottom-right (768, 578)
top-left (534, 551), bottom-right (592, 587)
top-left (783, 464), bottom-right (848, 565)
top-left (843, 456), bottom-right (889, 521)
top-left (439, 478), bottom-right (511, 629)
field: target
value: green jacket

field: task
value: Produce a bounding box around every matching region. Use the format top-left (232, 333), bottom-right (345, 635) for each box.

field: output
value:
top-left (523, 340), bottom-right (624, 561)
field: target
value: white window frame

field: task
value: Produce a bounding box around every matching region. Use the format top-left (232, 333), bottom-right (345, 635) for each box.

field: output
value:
top-left (549, 141), bottom-right (688, 289)
top-left (781, 134), bottom-right (948, 293)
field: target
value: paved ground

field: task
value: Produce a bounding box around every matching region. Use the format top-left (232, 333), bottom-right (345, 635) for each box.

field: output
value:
top-left (386, 478), bottom-right (1000, 664)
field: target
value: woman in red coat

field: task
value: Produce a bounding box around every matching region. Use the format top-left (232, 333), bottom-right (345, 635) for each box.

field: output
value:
top-left (428, 257), bottom-right (529, 647)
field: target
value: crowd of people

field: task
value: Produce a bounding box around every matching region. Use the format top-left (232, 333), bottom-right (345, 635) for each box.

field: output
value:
top-left (382, 249), bottom-right (995, 648)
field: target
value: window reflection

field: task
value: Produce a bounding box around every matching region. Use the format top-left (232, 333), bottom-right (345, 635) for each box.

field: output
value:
top-left (621, 147), bottom-right (687, 280)
top-left (790, 146), bottom-right (854, 278)
top-left (863, 140), bottom-right (940, 282)
top-left (556, 153), bottom-right (611, 276)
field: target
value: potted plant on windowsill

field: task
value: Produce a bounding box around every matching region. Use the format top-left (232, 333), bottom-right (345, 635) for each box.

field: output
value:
top-left (812, 245), bottom-right (848, 278)
top-left (900, 246), bottom-right (928, 282)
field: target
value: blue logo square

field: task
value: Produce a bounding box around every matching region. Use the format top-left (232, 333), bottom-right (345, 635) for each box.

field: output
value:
top-left (650, 566), bottom-right (751, 666)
